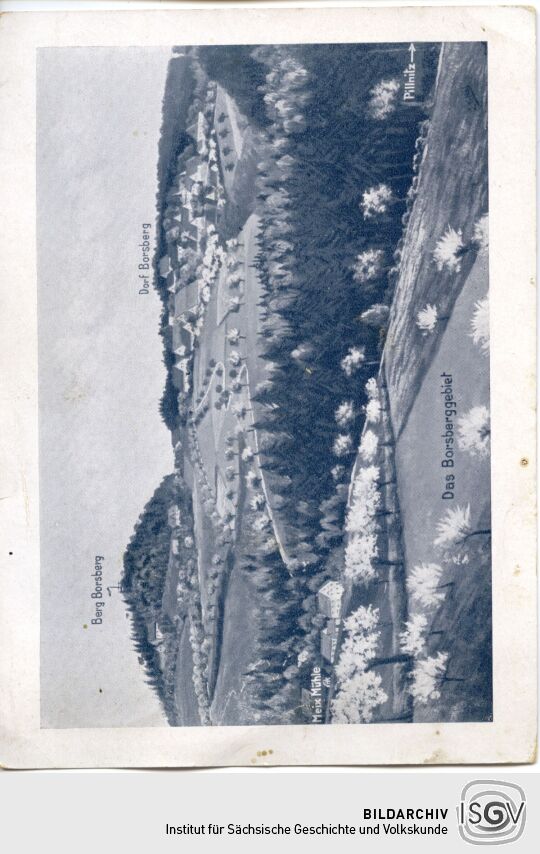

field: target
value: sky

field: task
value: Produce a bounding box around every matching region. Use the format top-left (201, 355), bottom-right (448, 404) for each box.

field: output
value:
top-left (38, 47), bottom-right (175, 727)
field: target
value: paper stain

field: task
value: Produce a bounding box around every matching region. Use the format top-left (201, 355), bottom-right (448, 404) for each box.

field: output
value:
top-left (63, 378), bottom-right (87, 403)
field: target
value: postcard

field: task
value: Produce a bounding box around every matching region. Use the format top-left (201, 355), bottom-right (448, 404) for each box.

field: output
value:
top-left (0, 5), bottom-right (535, 767)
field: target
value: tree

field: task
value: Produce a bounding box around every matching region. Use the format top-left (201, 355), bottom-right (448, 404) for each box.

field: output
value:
top-left (353, 249), bottom-right (385, 283)
top-left (340, 346), bottom-right (376, 377)
top-left (457, 405), bottom-right (490, 458)
top-left (231, 402), bottom-right (249, 419)
top-left (359, 304), bottom-right (390, 328)
top-left (470, 296), bottom-right (489, 354)
top-left (434, 504), bottom-right (471, 549)
top-left (253, 512), bottom-right (271, 533)
top-left (332, 605), bottom-right (388, 722)
top-left (246, 470), bottom-right (261, 488)
top-left (367, 78), bottom-right (400, 119)
top-left (416, 303), bottom-right (438, 334)
top-left (228, 350), bottom-right (242, 367)
top-left (331, 670), bottom-right (388, 723)
top-left (399, 614), bottom-right (428, 657)
top-left (227, 328), bottom-right (241, 345)
top-left (434, 505), bottom-right (490, 557)
top-left (473, 213), bottom-right (489, 252)
top-left (290, 342), bottom-right (314, 363)
top-left (241, 447), bottom-right (255, 463)
top-left (407, 563), bottom-right (445, 609)
top-left (335, 401), bottom-right (355, 427)
top-left (359, 429), bottom-right (379, 462)
top-left (361, 183), bottom-right (394, 219)
top-left (331, 464), bottom-right (345, 482)
top-left (433, 226), bottom-right (464, 272)
top-left (408, 652), bottom-right (449, 704)
top-left (346, 465), bottom-right (381, 534)
top-left (250, 493), bottom-right (266, 511)
top-left (333, 433), bottom-right (353, 457)
top-left (365, 377), bottom-right (379, 400)
top-left (365, 398), bottom-right (381, 424)
top-left (344, 532), bottom-right (378, 584)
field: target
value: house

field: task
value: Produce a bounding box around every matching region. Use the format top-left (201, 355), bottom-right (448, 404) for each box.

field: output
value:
top-left (158, 254), bottom-right (173, 279)
top-left (173, 359), bottom-right (191, 393)
top-left (318, 580), bottom-right (344, 619)
top-left (321, 619), bottom-right (340, 663)
top-left (175, 280), bottom-right (199, 319)
top-left (173, 324), bottom-right (193, 355)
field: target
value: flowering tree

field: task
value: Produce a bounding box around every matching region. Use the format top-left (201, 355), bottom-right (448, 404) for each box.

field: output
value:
top-left (344, 466), bottom-right (381, 584)
top-left (346, 465), bottom-right (381, 534)
top-left (473, 213), bottom-right (489, 252)
top-left (341, 346), bottom-right (365, 377)
top-left (361, 183), bottom-right (394, 219)
top-left (408, 652), bottom-right (449, 704)
top-left (353, 249), bottom-right (385, 283)
top-left (365, 398), bottom-right (381, 424)
top-left (433, 226), bottom-right (464, 272)
top-left (470, 295), bottom-right (489, 354)
top-left (228, 350), bottom-right (242, 367)
top-left (245, 471), bottom-right (261, 489)
top-left (331, 670), bottom-right (388, 723)
top-left (365, 377), bottom-right (379, 400)
top-left (335, 401), bottom-right (355, 427)
top-left (250, 493), bottom-right (266, 511)
top-left (225, 465), bottom-right (236, 483)
top-left (457, 405), bottom-right (490, 458)
top-left (344, 532), bottom-right (378, 584)
top-left (253, 512), bottom-right (271, 533)
top-left (359, 429), bottom-right (379, 462)
top-left (241, 447), bottom-right (255, 463)
top-left (290, 342), bottom-right (314, 363)
top-left (416, 303), bottom-right (438, 334)
top-left (332, 605), bottom-right (388, 723)
top-left (226, 328), bottom-right (241, 345)
top-left (407, 563), bottom-right (445, 609)
top-left (333, 433), bottom-right (354, 457)
top-left (434, 504), bottom-right (490, 563)
top-left (331, 464), bottom-right (345, 482)
top-left (399, 614), bottom-right (428, 657)
top-left (368, 78), bottom-right (400, 119)
top-left (359, 304), bottom-right (390, 328)
top-left (434, 504), bottom-right (471, 549)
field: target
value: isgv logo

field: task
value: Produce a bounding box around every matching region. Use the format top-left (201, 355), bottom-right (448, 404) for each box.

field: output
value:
top-left (458, 781), bottom-right (526, 845)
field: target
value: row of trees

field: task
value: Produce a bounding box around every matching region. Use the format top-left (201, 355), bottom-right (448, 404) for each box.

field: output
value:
top-left (331, 601), bottom-right (458, 722)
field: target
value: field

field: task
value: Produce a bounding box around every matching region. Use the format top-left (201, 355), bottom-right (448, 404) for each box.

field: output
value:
top-left (331, 42), bottom-right (491, 724)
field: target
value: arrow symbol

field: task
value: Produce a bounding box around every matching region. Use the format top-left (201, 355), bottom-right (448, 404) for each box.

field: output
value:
top-left (409, 43), bottom-right (416, 62)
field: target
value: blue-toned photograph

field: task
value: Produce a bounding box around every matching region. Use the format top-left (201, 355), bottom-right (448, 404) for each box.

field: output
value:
top-left (38, 42), bottom-right (490, 729)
